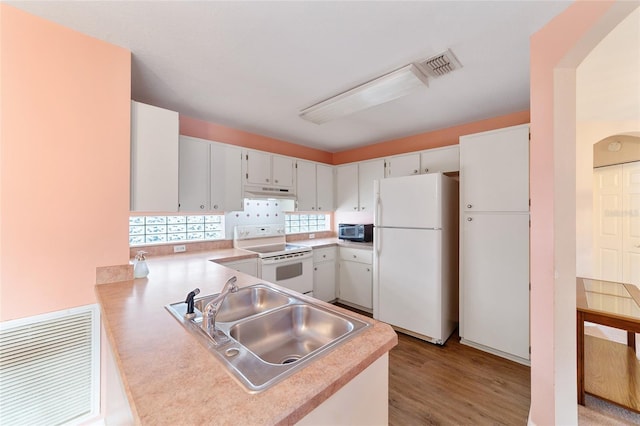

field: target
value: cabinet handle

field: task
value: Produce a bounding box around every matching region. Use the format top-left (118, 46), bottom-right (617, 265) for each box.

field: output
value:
top-left (312, 207), bottom-right (315, 210)
top-left (314, 267), bottom-right (317, 271)
top-left (318, 206), bottom-right (322, 210)
top-left (275, 179), bottom-right (279, 183)
top-left (213, 204), bottom-right (218, 210)
top-left (413, 169), bottom-right (418, 174)
top-left (466, 204), bottom-right (473, 209)
top-left (467, 217), bottom-right (473, 222)
top-left (367, 268), bottom-right (370, 272)
top-left (361, 206), bottom-right (366, 210)
top-left (354, 207), bottom-right (358, 210)
top-left (266, 178), bottom-right (270, 182)
top-left (353, 255), bottom-right (357, 258)
top-left (424, 168), bottom-right (429, 173)
top-left (323, 254), bottom-right (327, 258)
top-left (200, 205), bottom-right (205, 209)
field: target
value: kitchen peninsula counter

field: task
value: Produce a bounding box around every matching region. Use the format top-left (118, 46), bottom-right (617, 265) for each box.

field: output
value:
top-left (96, 250), bottom-right (397, 425)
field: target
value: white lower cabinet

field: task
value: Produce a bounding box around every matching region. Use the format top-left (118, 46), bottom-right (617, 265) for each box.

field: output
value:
top-left (313, 247), bottom-right (337, 302)
top-left (218, 258), bottom-right (258, 277)
top-left (338, 247), bottom-right (372, 310)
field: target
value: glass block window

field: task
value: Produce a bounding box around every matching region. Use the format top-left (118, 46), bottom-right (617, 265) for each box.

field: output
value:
top-left (129, 215), bottom-right (225, 246)
top-left (285, 214), bottom-right (330, 234)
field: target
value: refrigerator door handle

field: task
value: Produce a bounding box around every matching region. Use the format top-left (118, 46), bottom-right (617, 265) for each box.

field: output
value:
top-left (375, 226), bottom-right (381, 257)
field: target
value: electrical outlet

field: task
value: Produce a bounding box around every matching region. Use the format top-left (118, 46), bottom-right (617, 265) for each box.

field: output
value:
top-left (309, 233), bottom-right (315, 239)
top-left (173, 245), bottom-right (186, 253)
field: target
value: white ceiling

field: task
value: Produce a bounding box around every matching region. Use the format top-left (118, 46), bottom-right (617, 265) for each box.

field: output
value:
top-left (11, 1), bottom-right (571, 152)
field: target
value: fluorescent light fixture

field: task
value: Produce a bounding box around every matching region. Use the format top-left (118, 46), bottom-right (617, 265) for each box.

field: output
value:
top-left (299, 63), bottom-right (428, 124)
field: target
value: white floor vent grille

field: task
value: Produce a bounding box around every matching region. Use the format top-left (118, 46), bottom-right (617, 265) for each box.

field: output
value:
top-left (0, 305), bottom-right (100, 426)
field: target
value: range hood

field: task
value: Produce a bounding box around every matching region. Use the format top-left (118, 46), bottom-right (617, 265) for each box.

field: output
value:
top-left (243, 185), bottom-right (297, 200)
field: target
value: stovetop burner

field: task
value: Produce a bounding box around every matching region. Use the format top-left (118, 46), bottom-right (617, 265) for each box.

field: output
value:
top-left (233, 225), bottom-right (311, 258)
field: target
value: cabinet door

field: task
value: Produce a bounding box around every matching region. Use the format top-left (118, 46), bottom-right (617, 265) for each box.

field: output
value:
top-left (336, 164), bottom-right (359, 212)
top-left (358, 159), bottom-right (385, 212)
top-left (313, 261), bottom-right (336, 302)
top-left (272, 155), bottom-right (294, 188)
top-left (386, 153), bottom-right (420, 178)
top-left (211, 144), bottom-right (243, 212)
top-left (460, 125), bottom-right (529, 212)
top-left (130, 101), bottom-right (179, 211)
top-left (296, 160), bottom-right (317, 211)
top-left (339, 261), bottom-right (372, 309)
top-left (220, 258), bottom-right (258, 277)
top-left (420, 145), bottom-right (460, 174)
top-left (179, 136), bottom-right (209, 212)
top-left (316, 164), bottom-right (334, 211)
top-left (461, 213), bottom-right (530, 359)
top-left (245, 150), bottom-right (271, 185)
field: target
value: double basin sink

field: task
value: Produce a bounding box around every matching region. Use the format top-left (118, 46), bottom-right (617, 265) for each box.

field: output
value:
top-left (166, 284), bottom-right (370, 392)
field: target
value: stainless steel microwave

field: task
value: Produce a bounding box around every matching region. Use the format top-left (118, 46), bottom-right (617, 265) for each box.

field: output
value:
top-left (338, 223), bottom-right (373, 242)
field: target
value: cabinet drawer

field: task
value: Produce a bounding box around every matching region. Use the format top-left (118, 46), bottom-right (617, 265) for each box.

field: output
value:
top-left (313, 246), bottom-right (337, 263)
top-left (339, 247), bottom-right (372, 264)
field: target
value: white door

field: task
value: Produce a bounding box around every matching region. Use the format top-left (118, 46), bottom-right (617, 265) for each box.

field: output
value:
top-left (385, 153), bottom-right (420, 178)
top-left (420, 145), bottom-right (460, 174)
top-left (245, 150), bottom-right (271, 185)
top-left (313, 261), bottom-right (336, 302)
top-left (316, 164), bottom-right (334, 211)
top-left (210, 143), bottom-right (242, 212)
top-left (461, 213), bottom-right (530, 360)
top-left (272, 155), bottom-right (294, 188)
top-left (460, 124), bottom-right (529, 212)
top-left (336, 164), bottom-right (359, 212)
top-left (339, 261), bottom-right (372, 309)
top-left (375, 228), bottom-right (442, 339)
top-left (178, 136), bottom-right (209, 212)
top-left (593, 165), bottom-right (624, 282)
top-left (375, 174), bottom-right (440, 228)
top-left (358, 159), bottom-right (385, 212)
top-left (296, 160), bottom-right (317, 211)
top-left (623, 162), bottom-right (640, 285)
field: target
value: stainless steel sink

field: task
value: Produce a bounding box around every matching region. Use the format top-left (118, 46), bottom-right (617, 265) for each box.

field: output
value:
top-left (165, 283), bottom-right (369, 392)
top-left (229, 304), bottom-right (355, 365)
top-left (194, 284), bottom-right (291, 323)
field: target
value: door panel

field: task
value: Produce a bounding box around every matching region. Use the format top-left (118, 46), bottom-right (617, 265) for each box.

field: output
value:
top-left (461, 213), bottom-right (530, 359)
top-left (623, 162), bottom-right (640, 285)
top-left (375, 228), bottom-right (441, 339)
top-left (593, 165), bottom-right (623, 282)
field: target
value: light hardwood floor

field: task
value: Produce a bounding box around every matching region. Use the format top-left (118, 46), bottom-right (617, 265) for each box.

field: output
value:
top-left (388, 331), bottom-right (530, 425)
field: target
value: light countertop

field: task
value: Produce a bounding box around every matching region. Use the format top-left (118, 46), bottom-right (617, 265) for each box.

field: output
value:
top-left (97, 249), bottom-right (396, 425)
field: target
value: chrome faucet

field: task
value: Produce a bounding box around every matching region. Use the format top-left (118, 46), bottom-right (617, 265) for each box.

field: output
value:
top-left (202, 276), bottom-right (238, 337)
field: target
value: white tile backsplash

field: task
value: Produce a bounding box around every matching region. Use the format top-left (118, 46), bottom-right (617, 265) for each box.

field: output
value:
top-left (224, 198), bottom-right (294, 239)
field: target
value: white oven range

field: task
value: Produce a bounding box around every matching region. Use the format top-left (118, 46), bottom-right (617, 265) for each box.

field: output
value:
top-left (233, 225), bottom-right (313, 296)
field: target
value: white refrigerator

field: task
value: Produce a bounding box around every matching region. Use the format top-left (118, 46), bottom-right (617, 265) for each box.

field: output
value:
top-left (373, 173), bottom-right (458, 345)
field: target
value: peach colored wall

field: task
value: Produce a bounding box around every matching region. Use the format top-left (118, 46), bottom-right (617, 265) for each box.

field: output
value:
top-left (529, 1), bottom-right (622, 424)
top-left (0, 5), bottom-right (131, 321)
top-left (180, 115), bottom-right (333, 164)
top-left (333, 110), bottom-right (530, 164)
top-left (181, 110), bottom-right (530, 166)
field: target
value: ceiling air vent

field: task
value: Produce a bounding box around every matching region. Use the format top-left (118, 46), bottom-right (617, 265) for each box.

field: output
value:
top-left (417, 49), bottom-right (462, 78)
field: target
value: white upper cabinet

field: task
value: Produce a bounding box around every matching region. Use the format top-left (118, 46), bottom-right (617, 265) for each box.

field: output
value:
top-left (272, 155), bottom-right (295, 188)
top-left (316, 164), bottom-right (334, 211)
top-left (245, 150), bottom-right (294, 189)
top-left (385, 146), bottom-right (460, 178)
top-left (336, 160), bottom-right (384, 212)
top-left (385, 153), bottom-right (421, 178)
top-left (178, 136), bottom-right (242, 212)
top-left (460, 125), bottom-right (529, 212)
top-left (296, 160), bottom-right (317, 211)
top-left (336, 164), bottom-right (360, 212)
top-left (130, 101), bottom-right (179, 212)
top-left (420, 145), bottom-right (459, 174)
top-left (179, 136), bottom-right (209, 211)
top-left (358, 159), bottom-right (385, 213)
top-left (210, 143), bottom-right (243, 211)
top-left (296, 160), bottom-right (334, 212)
